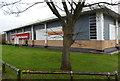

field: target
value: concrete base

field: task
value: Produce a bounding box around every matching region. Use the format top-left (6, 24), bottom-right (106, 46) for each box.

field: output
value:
top-left (103, 47), bottom-right (118, 53)
top-left (28, 45), bottom-right (119, 54)
top-left (7, 44), bottom-right (119, 54)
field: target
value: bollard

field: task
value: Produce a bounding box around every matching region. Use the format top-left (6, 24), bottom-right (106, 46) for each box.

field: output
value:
top-left (27, 70), bottom-right (31, 79)
top-left (70, 71), bottom-right (73, 81)
top-left (107, 72), bottom-right (110, 81)
top-left (115, 71), bottom-right (118, 81)
top-left (17, 69), bottom-right (21, 81)
top-left (2, 64), bottom-right (5, 73)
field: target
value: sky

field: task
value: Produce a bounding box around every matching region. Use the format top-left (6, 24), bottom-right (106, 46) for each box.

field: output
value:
top-left (0, 0), bottom-right (119, 34)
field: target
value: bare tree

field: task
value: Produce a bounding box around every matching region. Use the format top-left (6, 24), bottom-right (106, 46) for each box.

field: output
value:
top-left (45, 0), bottom-right (85, 71)
top-left (0, 0), bottom-right (119, 71)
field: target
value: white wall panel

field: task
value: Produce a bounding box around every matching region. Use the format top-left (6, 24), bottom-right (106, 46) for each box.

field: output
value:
top-left (36, 29), bottom-right (46, 40)
top-left (47, 26), bottom-right (63, 40)
top-left (109, 24), bottom-right (116, 40)
top-left (118, 26), bottom-right (120, 40)
top-left (96, 12), bottom-right (104, 40)
top-left (36, 26), bottom-right (63, 40)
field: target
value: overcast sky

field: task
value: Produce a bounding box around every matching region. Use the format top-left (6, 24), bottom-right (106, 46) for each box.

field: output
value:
top-left (0, 0), bottom-right (119, 33)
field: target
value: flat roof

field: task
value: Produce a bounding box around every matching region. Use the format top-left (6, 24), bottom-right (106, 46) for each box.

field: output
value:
top-left (4, 6), bottom-right (120, 32)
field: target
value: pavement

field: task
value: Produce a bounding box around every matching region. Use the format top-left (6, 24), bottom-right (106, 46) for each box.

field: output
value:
top-left (106, 50), bottom-right (120, 55)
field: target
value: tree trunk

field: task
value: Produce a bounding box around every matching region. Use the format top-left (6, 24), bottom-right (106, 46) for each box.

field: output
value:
top-left (60, 23), bottom-right (74, 71)
top-left (61, 37), bottom-right (72, 71)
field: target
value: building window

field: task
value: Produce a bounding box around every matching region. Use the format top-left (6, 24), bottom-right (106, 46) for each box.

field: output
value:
top-left (89, 14), bottom-right (97, 39)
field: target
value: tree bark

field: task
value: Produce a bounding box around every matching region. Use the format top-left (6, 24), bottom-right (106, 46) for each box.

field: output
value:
top-left (60, 23), bottom-right (74, 71)
top-left (61, 36), bottom-right (72, 71)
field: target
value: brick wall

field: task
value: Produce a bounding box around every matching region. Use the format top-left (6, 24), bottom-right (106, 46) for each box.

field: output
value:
top-left (72, 40), bottom-right (103, 50)
top-left (47, 40), bottom-right (63, 47)
top-left (19, 40), bottom-right (26, 45)
top-left (72, 40), bottom-right (116, 50)
top-left (27, 40), bottom-right (117, 50)
top-left (6, 40), bottom-right (119, 50)
top-left (118, 40), bottom-right (120, 47)
top-left (28, 40), bottom-right (45, 46)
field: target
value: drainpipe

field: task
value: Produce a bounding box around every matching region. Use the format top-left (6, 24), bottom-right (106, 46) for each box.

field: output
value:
top-left (31, 25), bottom-right (34, 46)
top-left (115, 20), bottom-right (119, 45)
top-left (31, 25), bottom-right (34, 40)
top-left (44, 23), bottom-right (48, 48)
top-left (5, 32), bottom-right (8, 41)
top-left (10, 32), bottom-right (12, 44)
top-left (15, 30), bottom-right (17, 45)
top-left (22, 28), bottom-right (24, 45)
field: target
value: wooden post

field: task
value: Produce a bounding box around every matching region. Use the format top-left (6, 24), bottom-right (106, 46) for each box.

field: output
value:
top-left (115, 71), bottom-right (118, 81)
top-left (17, 69), bottom-right (21, 81)
top-left (70, 71), bottom-right (73, 81)
top-left (107, 72), bottom-right (110, 81)
top-left (2, 64), bottom-right (5, 73)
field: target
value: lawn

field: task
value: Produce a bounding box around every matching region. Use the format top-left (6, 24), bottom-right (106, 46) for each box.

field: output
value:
top-left (1, 45), bottom-right (118, 79)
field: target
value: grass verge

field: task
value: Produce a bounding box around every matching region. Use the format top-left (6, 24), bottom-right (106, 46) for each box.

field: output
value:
top-left (1, 45), bottom-right (118, 79)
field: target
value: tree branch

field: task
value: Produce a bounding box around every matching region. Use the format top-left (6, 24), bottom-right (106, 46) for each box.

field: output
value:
top-left (62, 0), bottom-right (70, 16)
top-left (84, 2), bottom-right (120, 7)
top-left (45, 0), bottom-right (65, 24)
top-left (66, 0), bottom-right (75, 14)
top-left (73, 0), bottom-right (85, 22)
top-left (0, 0), bottom-right (21, 8)
top-left (8, 2), bottom-right (44, 14)
top-left (54, 4), bottom-right (64, 11)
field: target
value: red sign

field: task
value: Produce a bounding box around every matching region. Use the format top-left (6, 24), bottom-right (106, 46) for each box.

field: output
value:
top-left (11, 33), bottom-right (30, 40)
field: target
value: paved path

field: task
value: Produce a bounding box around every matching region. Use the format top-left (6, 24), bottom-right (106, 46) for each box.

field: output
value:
top-left (107, 51), bottom-right (120, 55)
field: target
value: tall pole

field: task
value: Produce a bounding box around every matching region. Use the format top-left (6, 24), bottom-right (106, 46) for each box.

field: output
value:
top-left (44, 23), bottom-right (48, 47)
top-left (116, 20), bottom-right (119, 45)
top-left (118, 0), bottom-right (120, 14)
top-left (31, 25), bottom-right (34, 46)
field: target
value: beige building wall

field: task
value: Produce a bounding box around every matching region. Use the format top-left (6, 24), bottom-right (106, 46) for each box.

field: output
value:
top-left (28, 40), bottom-right (45, 46)
top-left (26, 40), bottom-right (118, 50)
top-left (72, 40), bottom-right (116, 50)
top-left (118, 40), bottom-right (120, 47)
top-left (47, 40), bottom-right (63, 47)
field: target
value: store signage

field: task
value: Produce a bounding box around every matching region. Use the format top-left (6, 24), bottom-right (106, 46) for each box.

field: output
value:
top-left (11, 33), bottom-right (30, 40)
top-left (48, 31), bottom-right (63, 35)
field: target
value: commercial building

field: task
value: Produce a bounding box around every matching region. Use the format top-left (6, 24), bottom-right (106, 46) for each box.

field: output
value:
top-left (5, 6), bottom-right (120, 53)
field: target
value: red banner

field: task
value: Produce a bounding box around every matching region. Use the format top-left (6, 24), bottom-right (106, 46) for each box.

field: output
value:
top-left (11, 33), bottom-right (30, 40)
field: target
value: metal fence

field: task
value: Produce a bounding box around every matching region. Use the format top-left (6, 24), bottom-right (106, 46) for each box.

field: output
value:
top-left (1, 60), bottom-right (119, 81)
